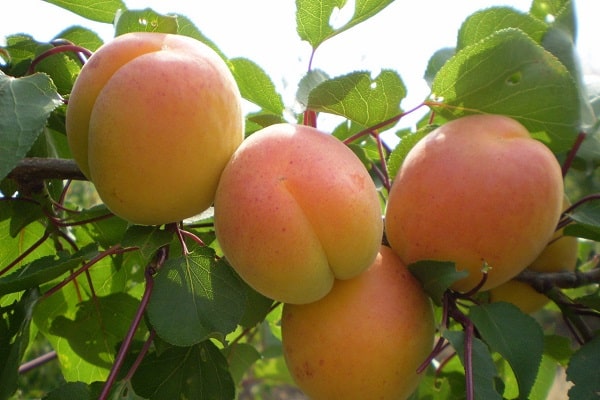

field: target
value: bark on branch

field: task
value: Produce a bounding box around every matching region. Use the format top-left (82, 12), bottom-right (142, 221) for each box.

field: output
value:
top-left (516, 267), bottom-right (600, 293)
top-left (7, 157), bottom-right (86, 182)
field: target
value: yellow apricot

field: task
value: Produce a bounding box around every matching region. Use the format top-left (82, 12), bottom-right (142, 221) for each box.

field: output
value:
top-left (66, 32), bottom-right (243, 225)
top-left (385, 114), bottom-right (563, 292)
top-left (282, 246), bottom-right (435, 400)
top-left (213, 123), bottom-right (383, 304)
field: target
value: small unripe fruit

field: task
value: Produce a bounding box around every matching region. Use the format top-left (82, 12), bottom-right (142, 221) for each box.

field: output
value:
top-left (385, 114), bottom-right (564, 292)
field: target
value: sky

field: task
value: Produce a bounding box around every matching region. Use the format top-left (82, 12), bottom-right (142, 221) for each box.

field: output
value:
top-left (2, 0), bottom-right (599, 133)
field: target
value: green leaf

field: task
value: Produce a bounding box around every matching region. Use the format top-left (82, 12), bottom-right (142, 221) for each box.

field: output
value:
top-left (121, 225), bottom-right (172, 261)
top-left (0, 245), bottom-right (97, 296)
top-left (528, 354), bottom-right (559, 400)
top-left (296, 0), bottom-right (394, 49)
top-left (238, 283), bottom-right (274, 329)
top-left (245, 111), bottom-right (286, 135)
top-left (308, 69), bottom-right (405, 127)
top-left (470, 302), bottom-right (545, 399)
top-left (74, 204), bottom-right (129, 248)
top-left (543, 334), bottom-right (574, 365)
top-left (6, 200), bottom-right (45, 238)
top-left (0, 289), bottom-right (39, 400)
top-left (131, 341), bottom-right (235, 400)
top-left (49, 293), bottom-right (145, 374)
top-left (114, 8), bottom-right (179, 36)
top-left (229, 58), bottom-right (284, 115)
top-left (386, 125), bottom-right (435, 181)
top-left (54, 26), bottom-right (105, 52)
top-left (407, 260), bottom-right (468, 306)
top-left (564, 198), bottom-right (600, 239)
top-left (566, 335), bottom-right (600, 400)
top-left (431, 28), bottom-right (579, 153)
top-left (0, 72), bottom-right (63, 182)
top-left (147, 245), bottom-right (246, 346)
top-left (34, 288), bottom-right (144, 383)
top-left (424, 48), bottom-right (455, 88)
top-left (222, 343), bottom-right (261, 385)
top-left (457, 7), bottom-right (548, 50)
top-left (564, 223), bottom-right (600, 241)
top-left (174, 14), bottom-right (225, 60)
top-left (444, 330), bottom-right (503, 400)
top-left (297, 69), bottom-right (330, 107)
top-left (32, 51), bottom-right (81, 96)
top-left (0, 219), bottom-right (55, 270)
top-left (2, 35), bottom-right (49, 77)
top-left (42, 0), bottom-right (125, 23)
top-left (44, 382), bottom-right (97, 400)
top-left (530, 0), bottom-right (576, 39)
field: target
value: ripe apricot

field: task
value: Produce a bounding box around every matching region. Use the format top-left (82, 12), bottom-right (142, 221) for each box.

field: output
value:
top-left (66, 32), bottom-right (243, 225)
top-left (385, 114), bottom-right (563, 292)
top-left (282, 246), bottom-right (435, 400)
top-left (489, 196), bottom-right (578, 313)
top-left (213, 123), bottom-right (383, 304)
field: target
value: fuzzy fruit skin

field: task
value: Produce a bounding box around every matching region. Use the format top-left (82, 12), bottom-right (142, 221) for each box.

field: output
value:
top-left (66, 32), bottom-right (243, 225)
top-left (489, 197), bottom-right (578, 313)
top-left (282, 246), bottom-right (435, 400)
top-left (385, 114), bottom-right (564, 292)
top-left (213, 123), bottom-right (383, 304)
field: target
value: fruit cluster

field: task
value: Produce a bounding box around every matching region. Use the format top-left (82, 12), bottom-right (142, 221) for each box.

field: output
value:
top-left (67, 32), bottom-right (571, 399)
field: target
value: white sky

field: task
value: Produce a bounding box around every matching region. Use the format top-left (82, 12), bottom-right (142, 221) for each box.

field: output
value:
top-left (3, 0), bottom-right (599, 133)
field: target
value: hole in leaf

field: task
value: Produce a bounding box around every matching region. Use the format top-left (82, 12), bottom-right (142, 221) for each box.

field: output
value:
top-left (370, 81), bottom-right (378, 90)
top-left (506, 71), bottom-right (522, 86)
top-left (138, 18), bottom-right (148, 26)
top-left (329, 0), bottom-right (355, 30)
top-left (545, 14), bottom-right (556, 23)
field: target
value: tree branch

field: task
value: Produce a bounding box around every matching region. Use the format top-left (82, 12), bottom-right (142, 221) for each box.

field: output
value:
top-left (515, 267), bottom-right (600, 293)
top-left (7, 157), bottom-right (86, 181)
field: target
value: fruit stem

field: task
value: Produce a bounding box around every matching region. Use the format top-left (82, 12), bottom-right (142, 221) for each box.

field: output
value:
top-left (26, 43), bottom-right (92, 76)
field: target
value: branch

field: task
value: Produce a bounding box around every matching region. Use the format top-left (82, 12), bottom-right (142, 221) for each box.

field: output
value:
top-left (515, 267), bottom-right (600, 293)
top-left (7, 157), bottom-right (86, 182)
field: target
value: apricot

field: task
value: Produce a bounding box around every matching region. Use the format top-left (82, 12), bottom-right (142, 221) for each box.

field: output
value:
top-left (213, 123), bottom-right (383, 304)
top-left (489, 196), bottom-right (578, 313)
top-left (385, 114), bottom-right (563, 292)
top-left (281, 246), bottom-right (435, 400)
top-left (66, 32), bottom-right (243, 225)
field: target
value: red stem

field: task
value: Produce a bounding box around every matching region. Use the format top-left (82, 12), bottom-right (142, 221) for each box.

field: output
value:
top-left (18, 351), bottom-right (58, 374)
top-left (123, 329), bottom-right (157, 381)
top-left (464, 322), bottom-right (475, 400)
top-left (98, 250), bottom-right (165, 400)
top-left (0, 230), bottom-right (50, 277)
top-left (370, 131), bottom-right (391, 191)
top-left (27, 44), bottom-right (92, 75)
top-left (562, 131), bottom-right (587, 177)
top-left (342, 103), bottom-right (427, 146)
top-left (41, 245), bottom-right (136, 299)
top-left (179, 229), bottom-right (206, 247)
